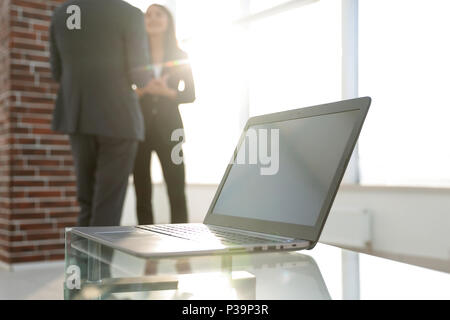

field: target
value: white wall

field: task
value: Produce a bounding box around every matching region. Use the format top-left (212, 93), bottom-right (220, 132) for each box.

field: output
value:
top-left (330, 185), bottom-right (450, 261)
top-left (122, 183), bottom-right (450, 263)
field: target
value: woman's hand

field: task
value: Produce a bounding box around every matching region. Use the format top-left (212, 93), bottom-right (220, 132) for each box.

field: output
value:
top-left (144, 75), bottom-right (177, 99)
top-left (134, 86), bottom-right (147, 97)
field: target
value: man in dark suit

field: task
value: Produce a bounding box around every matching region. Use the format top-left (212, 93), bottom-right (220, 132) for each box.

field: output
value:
top-left (49, 0), bottom-right (150, 227)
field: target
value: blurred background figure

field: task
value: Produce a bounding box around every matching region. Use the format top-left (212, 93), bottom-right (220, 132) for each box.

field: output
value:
top-left (133, 4), bottom-right (195, 226)
top-left (49, 0), bottom-right (151, 283)
top-left (50, 0), bottom-right (150, 227)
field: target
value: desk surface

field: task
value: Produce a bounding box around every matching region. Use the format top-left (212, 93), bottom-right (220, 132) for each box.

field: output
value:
top-left (65, 230), bottom-right (450, 300)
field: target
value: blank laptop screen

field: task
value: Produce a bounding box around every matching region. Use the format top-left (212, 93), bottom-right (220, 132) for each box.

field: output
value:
top-left (211, 109), bottom-right (360, 227)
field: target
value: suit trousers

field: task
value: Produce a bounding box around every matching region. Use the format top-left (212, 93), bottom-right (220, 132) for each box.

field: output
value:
top-left (69, 134), bottom-right (138, 227)
top-left (133, 135), bottom-right (188, 225)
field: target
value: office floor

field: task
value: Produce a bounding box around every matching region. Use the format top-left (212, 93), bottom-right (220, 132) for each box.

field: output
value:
top-left (1, 245), bottom-right (448, 300)
top-left (0, 188), bottom-right (138, 300)
top-left (0, 264), bottom-right (64, 300)
top-left (0, 186), bottom-right (140, 300)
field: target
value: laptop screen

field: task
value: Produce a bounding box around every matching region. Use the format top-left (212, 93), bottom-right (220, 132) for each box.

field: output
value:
top-left (211, 109), bottom-right (360, 227)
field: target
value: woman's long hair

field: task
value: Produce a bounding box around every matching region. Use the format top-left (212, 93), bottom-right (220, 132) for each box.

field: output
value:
top-left (149, 4), bottom-right (179, 59)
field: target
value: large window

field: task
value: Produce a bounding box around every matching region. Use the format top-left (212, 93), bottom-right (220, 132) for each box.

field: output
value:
top-left (128, 0), bottom-right (450, 188)
top-left (174, 0), bottom-right (244, 184)
top-left (359, 0), bottom-right (450, 187)
top-left (127, 0), bottom-right (341, 184)
top-left (127, 0), bottom-right (243, 184)
top-left (247, 0), bottom-right (341, 116)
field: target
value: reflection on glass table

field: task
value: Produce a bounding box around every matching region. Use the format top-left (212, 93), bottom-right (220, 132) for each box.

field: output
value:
top-left (64, 229), bottom-right (450, 300)
top-left (64, 230), bottom-right (330, 300)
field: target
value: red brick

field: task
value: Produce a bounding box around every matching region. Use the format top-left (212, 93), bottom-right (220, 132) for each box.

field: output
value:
top-left (21, 117), bottom-right (51, 125)
top-left (12, 107), bottom-right (54, 115)
top-left (11, 63), bottom-right (30, 71)
top-left (11, 191), bottom-right (26, 197)
top-left (9, 244), bottom-right (36, 253)
top-left (38, 76), bottom-right (55, 84)
top-left (39, 169), bottom-right (72, 176)
top-left (28, 190), bottom-right (61, 197)
top-left (32, 23), bottom-right (49, 32)
top-left (11, 213), bottom-right (46, 220)
top-left (63, 159), bottom-right (74, 166)
top-left (12, 169), bottom-right (35, 176)
top-left (11, 53), bottom-right (23, 60)
top-left (32, 127), bottom-right (54, 135)
top-left (12, 1), bottom-right (49, 11)
top-left (0, 223), bottom-right (16, 232)
top-left (11, 202), bottom-right (35, 209)
top-left (48, 181), bottom-right (76, 187)
top-left (10, 254), bottom-right (47, 263)
top-left (39, 34), bottom-right (49, 42)
top-left (21, 11), bottom-right (51, 22)
top-left (10, 41), bottom-right (46, 51)
top-left (10, 31), bottom-right (36, 40)
top-left (39, 201), bottom-right (73, 208)
top-left (11, 85), bottom-right (49, 94)
top-left (47, 253), bottom-right (65, 261)
top-left (26, 232), bottom-right (62, 241)
top-left (48, 211), bottom-right (78, 219)
top-left (24, 53), bottom-right (49, 63)
top-left (11, 20), bottom-right (29, 29)
top-left (37, 243), bottom-right (64, 251)
top-left (11, 127), bottom-right (30, 134)
top-left (9, 234), bottom-right (25, 242)
top-left (56, 221), bottom-right (76, 229)
top-left (40, 138), bottom-right (69, 146)
top-left (50, 149), bottom-right (72, 156)
top-left (28, 159), bottom-right (60, 166)
top-left (20, 96), bottom-right (54, 104)
top-left (16, 138), bottom-right (36, 144)
top-left (64, 190), bottom-right (77, 197)
top-left (18, 223), bottom-right (53, 231)
top-left (0, 256), bottom-right (10, 264)
top-left (11, 74), bottom-right (35, 82)
top-left (21, 148), bottom-right (47, 155)
top-left (13, 180), bottom-right (45, 187)
top-left (35, 66), bottom-right (51, 73)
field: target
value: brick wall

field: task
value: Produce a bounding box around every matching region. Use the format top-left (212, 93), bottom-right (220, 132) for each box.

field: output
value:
top-left (0, 0), bottom-right (78, 265)
top-left (0, 0), bottom-right (12, 264)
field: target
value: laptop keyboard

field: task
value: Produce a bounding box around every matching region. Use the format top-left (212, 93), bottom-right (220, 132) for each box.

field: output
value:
top-left (136, 224), bottom-right (285, 246)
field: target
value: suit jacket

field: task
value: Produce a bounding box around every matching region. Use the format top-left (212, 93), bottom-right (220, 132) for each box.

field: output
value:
top-left (49, 0), bottom-right (150, 141)
top-left (139, 48), bottom-right (196, 143)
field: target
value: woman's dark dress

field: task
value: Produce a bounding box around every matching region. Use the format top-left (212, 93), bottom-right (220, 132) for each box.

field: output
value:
top-left (133, 48), bottom-right (195, 224)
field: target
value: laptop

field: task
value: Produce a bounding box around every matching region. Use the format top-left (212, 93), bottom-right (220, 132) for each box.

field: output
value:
top-left (70, 97), bottom-right (371, 258)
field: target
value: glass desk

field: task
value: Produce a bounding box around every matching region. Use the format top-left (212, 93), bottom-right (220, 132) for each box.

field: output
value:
top-left (64, 228), bottom-right (450, 300)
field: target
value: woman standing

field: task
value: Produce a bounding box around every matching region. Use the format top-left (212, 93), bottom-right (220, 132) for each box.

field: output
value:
top-left (134, 4), bottom-right (195, 225)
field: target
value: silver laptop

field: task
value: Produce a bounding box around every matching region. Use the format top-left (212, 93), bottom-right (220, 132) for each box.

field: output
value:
top-left (71, 97), bottom-right (371, 258)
